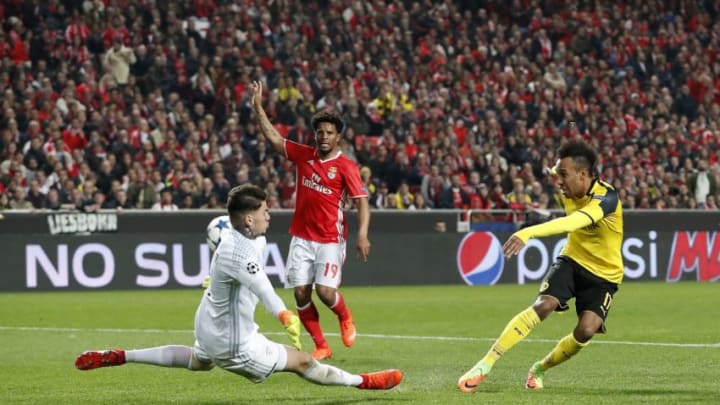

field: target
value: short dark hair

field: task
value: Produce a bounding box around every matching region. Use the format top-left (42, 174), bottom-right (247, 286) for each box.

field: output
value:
top-left (558, 140), bottom-right (597, 176)
top-left (227, 184), bottom-right (266, 218)
top-left (311, 110), bottom-right (345, 133)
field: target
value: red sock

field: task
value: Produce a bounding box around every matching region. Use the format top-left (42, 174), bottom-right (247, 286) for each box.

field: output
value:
top-left (298, 301), bottom-right (327, 348)
top-left (330, 292), bottom-right (350, 321)
top-left (358, 374), bottom-right (370, 389)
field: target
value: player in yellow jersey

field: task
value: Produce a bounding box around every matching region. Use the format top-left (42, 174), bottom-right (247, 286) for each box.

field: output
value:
top-left (458, 139), bottom-right (624, 392)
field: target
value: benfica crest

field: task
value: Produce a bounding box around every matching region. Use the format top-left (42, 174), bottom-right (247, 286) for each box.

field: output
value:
top-left (328, 167), bottom-right (338, 179)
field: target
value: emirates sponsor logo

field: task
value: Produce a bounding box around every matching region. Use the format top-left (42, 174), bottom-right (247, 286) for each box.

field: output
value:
top-left (302, 175), bottom-right (333, 195)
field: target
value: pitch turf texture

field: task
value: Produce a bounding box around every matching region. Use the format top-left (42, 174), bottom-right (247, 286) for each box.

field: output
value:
top-left (1, 283), bottom-right (718, 404)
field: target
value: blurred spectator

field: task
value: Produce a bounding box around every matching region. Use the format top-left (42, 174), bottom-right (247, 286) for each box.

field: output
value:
top-left (373, 182), bottom-right (390, 209)
top-left (359, 166), bottom-right (375, 199)
top-left (408, 192), bottom-right (431, 210)
top-left (394, 182), bottom-right (414, 209)
top-left (386, 193), bottom-right (399, 209)
top-left (126, 169), bottom-right (156, 209)
top-left (706, 195), bottom-right (718, 210)
top-left (421, 165), bottom-right (445, 208)
top-left (507, 178), bottom-right (532, 211)
top-left (9, 187), bottom-right (32, 210)
top-left (103, 36), bottom-right (135, 86)
top-left (26, 179), bottom-right (47, 208)
top-left (439, 174), bottom-right (470, 209)
top-left (102, 188), bottom-right (131, 210)
top-left (78, 179), bottom-right (99, 212)
top-left (152, 188), bottom-right (179, 211)
top-left (688, 159), bottom-right (717, 208)
top-left (0, 193), bottom-right (11, 210)
top-left (46, 188), bottom-right (62, 210)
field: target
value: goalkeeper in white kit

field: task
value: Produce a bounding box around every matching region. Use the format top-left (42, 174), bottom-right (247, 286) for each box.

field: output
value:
top-left (75, 184), bottom-right (402, 390)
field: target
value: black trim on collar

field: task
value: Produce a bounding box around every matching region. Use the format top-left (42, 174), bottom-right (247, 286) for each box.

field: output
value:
top-left (585, 178), bottom-right (598, 197)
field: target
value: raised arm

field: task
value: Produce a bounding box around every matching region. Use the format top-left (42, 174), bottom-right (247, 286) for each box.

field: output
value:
top-left (251, 81), bottom-right (286, 155)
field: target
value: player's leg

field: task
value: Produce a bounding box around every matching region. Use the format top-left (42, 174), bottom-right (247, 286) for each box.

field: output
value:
top-left (314, 241), bottom-right (356, 347)
top-left (458, 259), bottom-right (574, 393)
top-left (283, 345), bottom-right (402, 390)
top-left (527, 264), bottom-right (618, 389)
top-left (316, 285), bottom-right (355, 347)
top-left (220, 334), bottom-right (401, 389)
top-left (295, 284), bottom-right (332, 359)
top-left (526, 316), bottom-right (594, 389)
top-left (287, 237), bottom-right (331, 359)
top-left (75, 345), bottom-right (213, 371)
top-left (457, 302), bottom-right (545, 392)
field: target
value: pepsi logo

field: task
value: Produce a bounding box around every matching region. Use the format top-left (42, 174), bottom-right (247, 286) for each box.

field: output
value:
top-left (457, 232), bottom-right (504, 285)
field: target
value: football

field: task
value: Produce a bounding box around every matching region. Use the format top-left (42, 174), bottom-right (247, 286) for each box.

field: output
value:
top-left (206, 215), bottom-right (231, 252)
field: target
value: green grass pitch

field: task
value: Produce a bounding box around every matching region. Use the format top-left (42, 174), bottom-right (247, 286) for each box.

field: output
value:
top-left (1, 282), bottom-right (719, 404)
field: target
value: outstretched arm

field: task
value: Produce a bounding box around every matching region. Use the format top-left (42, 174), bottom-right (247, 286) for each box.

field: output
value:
top-left (251, 81), bottom-right (286, 155)
top-left (248, 270), bottom-right (288, 317)
top-left (354, 197), bottom-right (371, 262)
top-left (247, 268), bottom-right (301, 349)
top-left (503, 210), bottom-right (594, 257)
top-left (504, 184), bottom-right (618, 257)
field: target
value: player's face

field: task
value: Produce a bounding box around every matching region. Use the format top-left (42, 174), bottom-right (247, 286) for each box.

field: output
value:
top-left (555, 157), bottom-right (589, 199)
top-left (247, 201), bottom-right (271, 236)
top-left (315, 122), bottom-right (340, 157)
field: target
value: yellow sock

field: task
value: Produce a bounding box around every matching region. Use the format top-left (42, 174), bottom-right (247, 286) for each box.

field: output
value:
top-left (482, 307), bottom-right (541, 366)
top-left (539, 333), bottom-right (588, 370)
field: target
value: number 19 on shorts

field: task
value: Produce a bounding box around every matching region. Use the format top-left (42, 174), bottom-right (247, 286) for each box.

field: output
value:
top-left (324, 263), bottom-right (339, 278)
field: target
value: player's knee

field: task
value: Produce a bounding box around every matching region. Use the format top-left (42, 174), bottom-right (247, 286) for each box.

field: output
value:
top-left (573, 324), bottom-right (596, 342)
top-left (532, 297), bottom-right (557, 319)
top-left (193, 362), bottom-right (215, 371)
top-left (297, 353), bottom-right (313, 370)
top-left (294, 286), bottom-right (313, 305)
top-left (189, 357), bottom-right (214, 371)
top-left (286, 348), bottom-right (314, 373)
top-left (315, 285), bottom-right (336, 306)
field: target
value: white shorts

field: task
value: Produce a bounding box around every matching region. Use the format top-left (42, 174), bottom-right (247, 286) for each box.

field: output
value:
top-left (193, 333), bottom-right (288, 383)
top-left (286, 236), bottom-right (346, 288)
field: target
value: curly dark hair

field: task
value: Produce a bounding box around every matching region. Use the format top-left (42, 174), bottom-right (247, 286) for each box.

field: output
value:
top-left (310, 110), bottom-right (345, 134)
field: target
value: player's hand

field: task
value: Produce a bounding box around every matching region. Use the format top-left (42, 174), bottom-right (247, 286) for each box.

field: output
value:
top-left (201, 276), bottom-right (210, 289)
top-left (502, 234), bottom-right (526, 258)
top-left (251, 81), bottom-right (263, 108)
top-left (278, 310), bottom-right (302, 350)
top-left (356, 236), bottom-right (370, 262)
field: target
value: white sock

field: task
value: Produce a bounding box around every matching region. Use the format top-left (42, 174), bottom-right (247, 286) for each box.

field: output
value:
top-left (301, 359), bottom-right (363, 386)
top-left (125, 345), bottom-right (193, 369)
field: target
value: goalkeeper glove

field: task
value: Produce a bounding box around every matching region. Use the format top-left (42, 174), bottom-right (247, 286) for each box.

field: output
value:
top-left (202, 276), bottom-right (210, 289)
top-left (278, 310), bottom-right (302, 350)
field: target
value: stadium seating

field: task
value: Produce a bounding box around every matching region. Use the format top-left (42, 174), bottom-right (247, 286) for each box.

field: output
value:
top-left (0, 1), bottom-right (717, 212)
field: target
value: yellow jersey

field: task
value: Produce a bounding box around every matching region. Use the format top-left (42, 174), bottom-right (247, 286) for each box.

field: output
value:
top-left (515, 179), bottom-right (624, 283)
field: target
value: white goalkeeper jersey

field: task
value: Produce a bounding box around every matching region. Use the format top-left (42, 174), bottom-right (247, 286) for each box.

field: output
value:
top-left (194, 229), bottom-right (286, 360)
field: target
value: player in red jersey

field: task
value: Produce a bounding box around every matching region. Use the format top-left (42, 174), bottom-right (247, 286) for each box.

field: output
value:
top-left (252, 81), bottom-right (371, 360)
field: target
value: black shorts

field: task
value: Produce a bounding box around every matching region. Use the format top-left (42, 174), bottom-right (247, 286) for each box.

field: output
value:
top-left (539, 256), bottom-right (619, 332)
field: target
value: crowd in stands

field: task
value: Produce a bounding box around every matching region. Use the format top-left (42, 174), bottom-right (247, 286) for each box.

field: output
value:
top-left (1, 0), bottom-right (719, 216)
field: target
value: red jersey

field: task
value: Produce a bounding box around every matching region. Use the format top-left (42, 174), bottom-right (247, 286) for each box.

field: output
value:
top-left (285, 140), bottom-right (368, 243)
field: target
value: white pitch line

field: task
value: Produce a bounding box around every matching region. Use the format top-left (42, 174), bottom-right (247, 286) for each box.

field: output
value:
top-left (1, 325), bottom-right (718, 349)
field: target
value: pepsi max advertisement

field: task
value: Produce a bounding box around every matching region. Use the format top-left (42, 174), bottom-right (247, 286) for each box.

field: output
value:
top-left (457, 230), bottom-right (720, 285)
